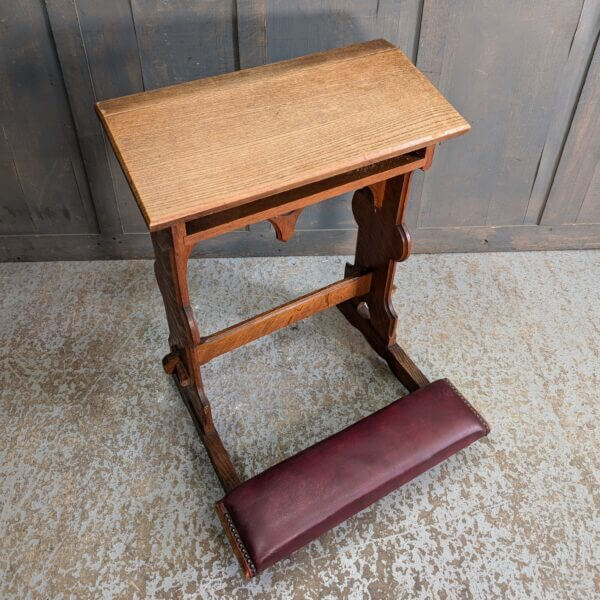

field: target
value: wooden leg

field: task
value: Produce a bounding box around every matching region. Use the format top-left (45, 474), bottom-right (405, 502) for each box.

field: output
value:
top-left (338, 172), bottom-right (430, 392)
top-left (151, 223), bottom-right (240, 492)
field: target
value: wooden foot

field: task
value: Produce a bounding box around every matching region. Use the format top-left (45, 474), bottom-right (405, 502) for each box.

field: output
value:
top-left (338, 299), bottom-right (428, 392)
top-left (172, 372), bottom-right (241, 492)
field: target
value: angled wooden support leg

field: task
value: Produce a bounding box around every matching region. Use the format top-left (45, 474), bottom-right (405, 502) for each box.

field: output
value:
top-left (151, 223), bottom-right (241, 492)
top-left (338, 171), bottom-right (429, 392)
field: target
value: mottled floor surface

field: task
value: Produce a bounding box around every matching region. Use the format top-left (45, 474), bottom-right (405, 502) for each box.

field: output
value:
top-left (0, 251), bottom-right (598, 599)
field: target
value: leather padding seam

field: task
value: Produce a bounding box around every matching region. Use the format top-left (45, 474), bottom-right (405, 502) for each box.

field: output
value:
top-left (442, 379), bottom-right (491, 435)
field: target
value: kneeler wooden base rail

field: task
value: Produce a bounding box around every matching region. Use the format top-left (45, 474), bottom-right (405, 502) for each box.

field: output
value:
top-left (97, 39), bottom-right (490, 579)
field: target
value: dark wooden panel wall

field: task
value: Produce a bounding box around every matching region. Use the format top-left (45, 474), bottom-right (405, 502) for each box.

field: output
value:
top-left (1, 0), bottom-right (598, 260)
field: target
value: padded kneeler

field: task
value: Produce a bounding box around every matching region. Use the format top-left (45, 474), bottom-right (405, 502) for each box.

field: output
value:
top-left (215, 379), bottom-right (489, 577)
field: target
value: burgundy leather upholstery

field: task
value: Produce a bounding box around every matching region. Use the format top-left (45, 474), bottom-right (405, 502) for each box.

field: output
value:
top-left (216, 379), bottom-right (489, 577)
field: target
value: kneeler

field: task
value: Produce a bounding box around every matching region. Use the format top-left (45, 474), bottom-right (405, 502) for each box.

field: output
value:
top-left (97, 39), bottom-right (489, 578)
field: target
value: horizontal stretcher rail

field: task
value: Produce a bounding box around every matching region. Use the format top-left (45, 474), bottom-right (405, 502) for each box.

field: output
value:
top-left (183, 150), bottom-right (428, 246)
top-left (195, 272), bottom-right (372, 364)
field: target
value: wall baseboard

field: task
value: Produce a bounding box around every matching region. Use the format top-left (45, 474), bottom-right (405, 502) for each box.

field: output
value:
top-left (1, 224), bottom-right (599, 262)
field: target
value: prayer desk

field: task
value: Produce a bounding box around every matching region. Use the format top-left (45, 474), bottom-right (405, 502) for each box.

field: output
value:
top-left (97, 39), bottom-right (488, 578)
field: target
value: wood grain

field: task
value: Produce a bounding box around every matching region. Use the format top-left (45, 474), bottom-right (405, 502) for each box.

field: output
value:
top-left (184, 151), bottom-right (427, 246)
top-left (243, 0), bottom-right (424, 232)
top-left (195, 273), bottom-right (372, 364)
top-left (96, 39), bottom-right (470, 230)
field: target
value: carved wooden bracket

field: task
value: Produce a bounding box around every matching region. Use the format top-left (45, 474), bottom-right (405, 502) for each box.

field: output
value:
top-left (268, 209), bottom-right (303, 242)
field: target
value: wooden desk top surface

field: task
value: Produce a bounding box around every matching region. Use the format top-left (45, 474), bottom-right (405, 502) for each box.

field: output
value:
top-left (96, 39), bottom-right (469, 231)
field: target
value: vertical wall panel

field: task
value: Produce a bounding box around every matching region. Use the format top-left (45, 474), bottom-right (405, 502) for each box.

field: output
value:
top-left (263, 0), bottom-right (422, 63)
top-left (237, 0), bottom-right (268, 69)
top-left (130, 0), bottom-right (237, 89)
top-left (0, 0), bottom-right (97, 235)
top-left (524, 0), bottom-right (600, 224)
top-left (542, 41), bottom-right (599, 225)
top-left (577, 163), bottom-right (600, 224)
top-left (45, 0), bottom-right (123, 234)
top-left (1, 0), bottom-right (599, 259)
top-left (74, 0), bottom-right (148, 232)
top-left (0, 125), bottom-right (34, 234)
top-left (412, 0), bottom-right (584, 228)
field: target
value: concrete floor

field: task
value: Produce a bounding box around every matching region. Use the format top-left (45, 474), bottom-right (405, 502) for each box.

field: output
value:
top-left (0, 251), bottom-right (598, 599)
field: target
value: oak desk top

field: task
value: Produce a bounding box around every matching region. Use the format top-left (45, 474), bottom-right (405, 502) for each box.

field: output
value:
top-left (96, 39), bottom-right (469, 231)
